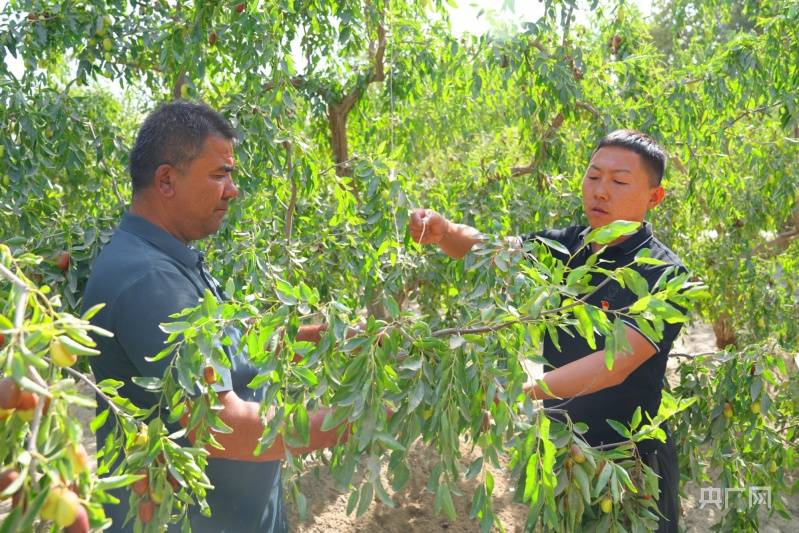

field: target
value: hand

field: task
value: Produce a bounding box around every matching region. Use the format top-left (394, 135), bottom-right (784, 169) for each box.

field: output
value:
top-left (409, 208), bottom-right (449, 245)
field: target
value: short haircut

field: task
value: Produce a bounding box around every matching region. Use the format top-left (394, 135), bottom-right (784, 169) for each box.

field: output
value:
top-left (594, 129), bottom-right (667, 186)
top-left (129, 101), bottom-right (236, 194)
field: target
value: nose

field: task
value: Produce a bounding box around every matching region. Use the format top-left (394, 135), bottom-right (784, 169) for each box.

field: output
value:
top-left (224, 175), bottom-right (238, 199)
top-left (593, 177), bottom-right (609, 201)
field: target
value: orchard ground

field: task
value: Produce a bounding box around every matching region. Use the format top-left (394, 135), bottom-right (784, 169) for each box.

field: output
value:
top-left (2, 322), bottom-right (795, 531)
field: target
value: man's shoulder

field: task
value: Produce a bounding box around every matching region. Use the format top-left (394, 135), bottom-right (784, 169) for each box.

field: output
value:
top-left (83, 227), bottom-right (196, 315)
top-left (643, 235), bottom-right (687, 272)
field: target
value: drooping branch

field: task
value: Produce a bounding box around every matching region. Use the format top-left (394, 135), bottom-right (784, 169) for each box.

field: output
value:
top-left (284, 141), bottom-right (297, 244)
top-left (511, 111), bottom-right (565, 184)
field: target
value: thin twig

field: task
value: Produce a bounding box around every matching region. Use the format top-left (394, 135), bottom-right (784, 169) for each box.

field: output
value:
top-left (430, 277), bottom-right (614, 337)
top-left (51, 358), bottom-right (132, 421)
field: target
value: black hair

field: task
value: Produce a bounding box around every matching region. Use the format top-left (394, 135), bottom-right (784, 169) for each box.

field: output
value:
top-left (129, 101), bottom-right (236, 194)
top-left (594, 129), bottom-right (667, 185)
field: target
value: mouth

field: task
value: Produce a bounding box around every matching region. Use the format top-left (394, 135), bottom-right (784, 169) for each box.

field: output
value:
top-left (590, 207), bottom-right (609, 215)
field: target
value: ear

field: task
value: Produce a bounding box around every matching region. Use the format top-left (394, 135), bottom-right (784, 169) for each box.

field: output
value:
top-left (648, 186), bottom-right (666, 209)
top-left (153, 164), bottom-right (176, 197)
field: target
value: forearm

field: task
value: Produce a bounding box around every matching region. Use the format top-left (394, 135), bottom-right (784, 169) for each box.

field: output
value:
top-left (190, 394), bottom-right (343, 462)
top-left (439, 221), bottom-right (482, 259)
top-left (524, 350), bottom-right (628, 401)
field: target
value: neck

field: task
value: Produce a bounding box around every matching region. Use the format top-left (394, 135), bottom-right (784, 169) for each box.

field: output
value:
top-left (130, 195), bottom-right (190, 244)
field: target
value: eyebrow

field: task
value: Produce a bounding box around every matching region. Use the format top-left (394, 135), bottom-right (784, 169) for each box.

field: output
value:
top-left (588, 164), bottom-right (632, 174)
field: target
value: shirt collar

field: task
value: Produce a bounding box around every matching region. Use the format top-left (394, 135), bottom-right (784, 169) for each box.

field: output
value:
top-left (578, 220), bottom-right (654, 256)
top-left (118, 212), bottom-right (200, 268)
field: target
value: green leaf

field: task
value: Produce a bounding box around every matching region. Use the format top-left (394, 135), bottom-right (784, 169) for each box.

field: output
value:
top-left (90, 408), bottom-right (110, 433)
top-left (159, 321), bottom-right (192, 334)
top-left (131, 376), bottom-right (163, 391)
top-left (605, 418), bottom-right (631, 439)
top-left (535, 236), bottom-right (570, 256)
top-left (465, 456), bottom-right (484, 481)
top-left (584, 220), bottom-right (640, 246)
top-left (95, 474), bottom-right (145, 491)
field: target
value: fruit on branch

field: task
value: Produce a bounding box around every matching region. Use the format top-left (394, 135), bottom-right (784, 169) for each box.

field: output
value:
top-left (600, 496), bottom-right (613, 514)
top-left (750, 402), bottom-right (761, 415)
top-left (134, 425), bottom-right (149, 447)
top-left (41, 486), bottom-right (82, 527)
top-left (209, 32), bottom-right (218, 46)
top-left (722, 402), bottom-right (734, 419)
top-left (569, 444), bottom-right (586, 464)
top-left (16, 390), bottom-right (38, 410)
top-left (610, 35), bottom-right (622, 54)
top-left (203, 365), bottom-right (217, 385)
top-left (138, 499), bottom-right (155, 524)
top-left (0, 332), bottom-right (5, 346)
top-left (102, 38), bottom-right (113, 52)
top-left (769, 461), bottom-right (778, 473)
top-left (180, 84), bottom-right (189, 99)
top-left (235, 3), bottom-right (245, 13)
top-left (0, 468), bottom-right (20, 498)
top-left (55, 251), bottom-right (70, 271)
top-left (50, 338), bottom-right (77, 367)
top-left (67, 444), bottom-right (90, 474)
top-left (132, 471), bottom-right (149, 496)
top-left (0, 377), bottom-right (21, 409)
top-left (65, 504), bottom-right (90, 533)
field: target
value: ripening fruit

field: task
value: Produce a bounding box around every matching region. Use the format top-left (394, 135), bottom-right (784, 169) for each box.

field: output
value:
top-left (41, 486), bottom-right (81, 527)
top-left (65, 503), bottom-right (90, 533)
top-left (180, 84), bottom-right (189, 99)
top-left (769, 461), bottom-right (778, 473)
top-left (132, 471), bottom-right (149, 496)
top-left (600, 496), bottom-right (613, 514)
top-left (16, 390), bottom-right (38, 411)
top-left (0, 377), bottom-right (21, 410)
top-left (722, 402), bottom-right (734, 419)
top-left (235, 3), bottom-right (245, 13)
top-left (138, 499), bottom-right (155, 523)
top-left (102, 37), bottom-right (113, 51)
top-left (56, 251), bottom-right (70, 271)
top-left (208, 32), bottom-right (217, 46)
top-left (50, 338), bottom-right (77, 368)
top-left (750, 402), bottom-right (761, 415)
top-left (134, 426), bottom-right (149, 447)
top-left (0, 468), bottom-right (20, 498)
top-left (67, 444), bottom-right (90, 474)
top-left (203, 365), bottom-right (217, 385)
top-left (570, 444), bottom-right (586, 464)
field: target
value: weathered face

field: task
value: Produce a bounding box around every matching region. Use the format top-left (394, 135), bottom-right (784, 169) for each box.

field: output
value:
top-left (581, 146), bottom-right (664, 230)
top-left (169, 135), bottom-right (238, 242)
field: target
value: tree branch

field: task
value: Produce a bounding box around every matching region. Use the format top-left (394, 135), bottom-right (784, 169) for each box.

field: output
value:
top-left (284, 142), bottom-right (297, 244)
top-left (511, 111), bottom-right (565, 179)
top-left (430, 277), bottom-right (613, 338)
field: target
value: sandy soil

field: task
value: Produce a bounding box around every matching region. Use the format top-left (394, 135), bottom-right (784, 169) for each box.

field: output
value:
top-left (3, 322), bottom-right (796, 531)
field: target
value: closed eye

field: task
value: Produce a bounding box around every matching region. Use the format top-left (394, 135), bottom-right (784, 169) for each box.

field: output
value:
top-left (613, 180), bottom-right (628, 185)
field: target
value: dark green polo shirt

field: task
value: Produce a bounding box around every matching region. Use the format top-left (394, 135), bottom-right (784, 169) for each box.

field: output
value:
top-left (83, 212), bottom-right (286, 532)
top-left (521, 222), bottom-right (687, 454)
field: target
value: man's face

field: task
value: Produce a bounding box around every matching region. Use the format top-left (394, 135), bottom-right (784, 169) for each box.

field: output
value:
top-left (581, 146), bottom-right (664, 229)
top-left (169, 135), bottom-right (238, 242)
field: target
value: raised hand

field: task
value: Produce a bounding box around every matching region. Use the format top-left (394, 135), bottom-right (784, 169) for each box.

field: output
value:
top-left (409, 208), bottom-right (449, 245)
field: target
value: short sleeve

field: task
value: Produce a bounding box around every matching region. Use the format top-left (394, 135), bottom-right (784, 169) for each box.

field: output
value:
top-left (621, 265), bottom-right (689, 355)
top-left (112, 269), bottom-right (233, 393)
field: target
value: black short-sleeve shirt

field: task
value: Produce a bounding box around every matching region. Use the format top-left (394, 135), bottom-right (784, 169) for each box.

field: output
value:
top-left (82, 212), bottom-right (286, 532)
top-left (520, 222), bottom-right (686, 453)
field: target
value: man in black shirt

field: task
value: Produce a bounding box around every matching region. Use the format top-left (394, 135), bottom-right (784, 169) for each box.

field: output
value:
top-left (409, 130), bottom-right (683, 532)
